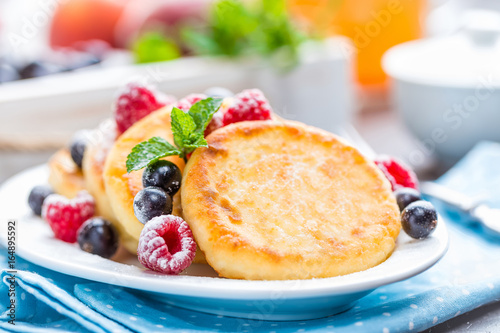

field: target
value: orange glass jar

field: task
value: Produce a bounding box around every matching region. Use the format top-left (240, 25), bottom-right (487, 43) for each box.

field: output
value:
top-left (289, 0), bottom-right (426, 87)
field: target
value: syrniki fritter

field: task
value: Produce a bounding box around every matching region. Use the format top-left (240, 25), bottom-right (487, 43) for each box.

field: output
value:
top-left (81, 120), bottom-right (141, 252)
top-left (48, 148), bottom-right (86, 198)
top-left (181, 120), bottom-right (401, 280)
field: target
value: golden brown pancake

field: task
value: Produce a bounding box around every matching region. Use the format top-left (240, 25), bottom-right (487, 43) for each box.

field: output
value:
top-left (48, 149), bottom-right (86, 198)
top-left (181, 120), bottom-right (401, 280)
top-left (81, 120), bottom-right (142, 253)
top-left (82, 120), bottom-right (117, 223)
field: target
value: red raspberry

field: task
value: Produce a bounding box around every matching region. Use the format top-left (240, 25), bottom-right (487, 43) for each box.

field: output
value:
top-left (42, 191), bottom-right (95, 243)
top-left (174, 93), bottom-right (207, 111)
top-left (374, 155), bottom-right (419, 191)
top-left (114, 82), bottom-right (175, 134)
top-left (222, 89), bottom-right (272, 126)
top-left (138, 215), bottom-right (196, 274)
top-left (204, 109), bottom-right (224, 136)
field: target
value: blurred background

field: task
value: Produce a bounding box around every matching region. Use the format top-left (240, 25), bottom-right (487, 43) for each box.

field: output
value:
top-left (1, 0), bottom-right (500, 183)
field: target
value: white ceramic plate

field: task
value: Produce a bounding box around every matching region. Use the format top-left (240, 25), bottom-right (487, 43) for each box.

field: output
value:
top-left (0, 165), bottom-right (448, 321)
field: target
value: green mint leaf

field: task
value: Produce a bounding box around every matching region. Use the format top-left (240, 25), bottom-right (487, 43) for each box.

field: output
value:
top-left (183, 133), bottom-right (208, 151)
top-left (188, 97), bottom-right (223, 134)
top-left (171, 107), bottom-right (197, 149)
top-left (181, 28), bottom-right (220, 56)
top-left (125, 97), bottom-right (220, 171)
top-left (261, 0), bottom-right (287, 17)
top-left (133, 32), bottom-right (181, 64)
top-left (182, 0), bottom-right (257, 57)
top-left (126, 137), bottom-right (180, 173)
top-left (180, 0), bottom-right (307, 70)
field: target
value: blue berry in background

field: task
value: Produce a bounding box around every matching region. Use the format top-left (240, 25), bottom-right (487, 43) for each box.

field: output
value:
top-left (77, 217), bottom-right (119, 259)
top-left (204, 87), bottom-right (234, 98)
top-left (394, 187), bottom-right (421, 212)
top-left (19, 61), bottom-right (62, 79)
top-left (0, 63), bottom-right (20, 83)
top-left (69, 131), bottom-right (89, 168)
top-left (142, 160), bottom-right (182, 196)
top-left (133, 187), bottom-right (173, 224)
top-left (28, 185), bottom-right (54, 216)
top-left (401, 200), bottom-right (438, 239)
top-left (64, 52), bottom-right (101, 71)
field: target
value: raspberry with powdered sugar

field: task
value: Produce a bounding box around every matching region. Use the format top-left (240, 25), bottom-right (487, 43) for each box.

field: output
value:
top-left (204, 108), bottom-right (224, 136)
top-left (374, 155), bottom-right (419, 191)
top-left (42, 191), bottom-right (95, 243)
top-left (174, 93), bottom-right (207, 111)
top-left (138, 215), bottom-right (196, 274)
top-left (222, 89), bottom-right (272, 126)
top-left (114, 82), bottom-right (175, 134)
top-left (204, 89), bottom-right (273, 136)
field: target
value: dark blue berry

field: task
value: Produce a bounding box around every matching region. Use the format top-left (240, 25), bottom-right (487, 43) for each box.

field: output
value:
top-left (401, 200), bottom-right (438, 239)
top-left (19, 61), bottom-right (62, 79)
top-left (77, 217), bottom-right (119, 258)
top-left (142, 160), bottom-right (182, 196)
top-left (64, 53), bottom-right (101, 71)
top-left (0, 63), bottom-right (20, 83)
top-left (133, 187), bottom-right (173, 224)
top-left (69, 133), bottom-right (87, 168)
top-left (394, 187), bottom-right (421, 212)
top-left (204, 87), bottom-right (234, 98)
top-left (28, 185), bottom-right (54, 216)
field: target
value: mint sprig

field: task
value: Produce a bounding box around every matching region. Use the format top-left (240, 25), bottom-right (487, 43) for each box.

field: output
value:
top-left (133, 32), bottom-right (181, 64)
top-left (126, 137), bottom-right (180, 172)
top-left (126, 97), bottom-right (223, 173)
top-left (188, 97), bottom-right (225, 133)
top-left (180, 0), bottom-right (305, 70)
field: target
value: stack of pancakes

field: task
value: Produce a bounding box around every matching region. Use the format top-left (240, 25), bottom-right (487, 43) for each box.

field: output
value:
top-left (48, 102), bottom-right (401, 280)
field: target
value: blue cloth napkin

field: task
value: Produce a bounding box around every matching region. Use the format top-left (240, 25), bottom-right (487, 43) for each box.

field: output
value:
top-left (2, 141), bottom-right (500, 333)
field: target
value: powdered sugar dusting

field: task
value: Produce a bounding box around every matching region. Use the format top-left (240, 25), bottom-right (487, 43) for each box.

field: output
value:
top-left (42, 191), bottom-right (94, 214)
top-left (42, 191), bottom-right (95, 243)
top-left (205, 109), bottom-right (225, 136)
top-left (374, 155), bottom-right (419, 191)
top-left (138, 215), bottom-right (196, 274)
top-left (175, 93), bottom-right (207, 111)
top-left (88, 119), bottom-right (118, 165)
top-left (114, 82), bottom-right (175, 134)
top-left (222, 89), bottom-right (272, 126)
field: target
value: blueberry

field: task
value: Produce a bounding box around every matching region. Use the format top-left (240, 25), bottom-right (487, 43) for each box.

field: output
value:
top-left (133, 187), bottom-right (173, 224)
top-left (64, 53), bottom-right (101, 71)
top-left (69, 131), bottom-right (88, 168)
top-left (19, 61), bottom-right (62, 79)
top-left (394, 187), bottom-right (421, 212)
top-left (0, 63), bottom-right (20, 83)
top-left (203, 87), bottom-right (234, 98)
top-left (77, 217), bottom-right (119, 258)
top-left (28, 185), bottom-right (54, 215)
top-left (401, 200), bottom-right (438, 239)
top-left (142, 160), bottom-right (182, 196)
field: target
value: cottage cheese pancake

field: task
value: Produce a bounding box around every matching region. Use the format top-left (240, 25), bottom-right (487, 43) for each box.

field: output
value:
top-left (181, 120), bottom-right (401, 280)
top-left (81, 120), bottom-right (142, 253)
top-left (48, 149), bottom-right (86, 199)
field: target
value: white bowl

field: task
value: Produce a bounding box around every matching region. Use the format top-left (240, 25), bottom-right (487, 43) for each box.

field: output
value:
top-left (383, 10), bottom-right (500, 164)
